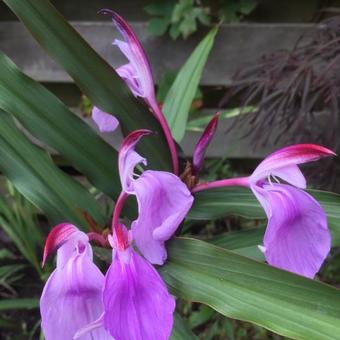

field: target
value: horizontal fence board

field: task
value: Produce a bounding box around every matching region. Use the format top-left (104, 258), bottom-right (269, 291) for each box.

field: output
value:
top-left (16, 107), bottom-right (325, 160)
top-left (0, 21), bottom-right (317, 86)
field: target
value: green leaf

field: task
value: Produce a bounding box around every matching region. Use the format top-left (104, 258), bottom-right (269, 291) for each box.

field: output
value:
top-left (188, 305), bottom-right (214, 329)
top-left (161, 237), bottom-right (340, 340)
top-left (0, 186), bottom-right (43, 273)
top-left (240, 0), bottom-right (257, 15)
top-left (0, 52), bottom-right (121, 198)
top-left (208, 227), bottom-right (265, 261)
top-left (189, 187), bottom-right (340, 247)
top-left (0, 298), bottom-right (38, 310)
top-left (4, 0), bottom-right (173, 171)
top-left (0, 111), bottom-right (104, 226)
top-left (148, 18), bottom-right (170, 36)
top-left (171, 313), bottom-right (198, 340)
top-left (144, 1), bottom-right (175, 16)
top-left (188, 187), bottom-right (265, 220)
top-left (163, 28), bottom-right (217, 142)
top-left (186, 107), bottom-right (254, 132)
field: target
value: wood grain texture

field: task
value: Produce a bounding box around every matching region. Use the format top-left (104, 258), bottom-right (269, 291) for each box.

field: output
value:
top-left (0, 21), bottom-right (316, 85)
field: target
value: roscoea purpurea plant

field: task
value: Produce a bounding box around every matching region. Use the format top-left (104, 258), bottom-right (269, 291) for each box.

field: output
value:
top-left (1, 1), bottom-right (340, 339)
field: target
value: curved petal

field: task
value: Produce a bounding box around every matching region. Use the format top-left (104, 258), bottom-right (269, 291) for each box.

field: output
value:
top-left (118, 129), bottom-right (151, 192)
top-left (131, 170), bottom-right (194, 265)
top-left (250, 144), bottom-right (335, 186)
top-left (102, 250), bottom-right (175, 340)
top-left (40, 243), bottom-right (110, 340)
top-left (92, 106), bottom-right (119, 133)
top-left (42, 223), bottom-right (86, 267)
top-left (253, 183), bottom-right (331, 278)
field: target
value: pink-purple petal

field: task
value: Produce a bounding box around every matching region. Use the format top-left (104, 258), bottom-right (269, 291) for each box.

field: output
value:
top-left (131, 170), bottom-right (194, 265)
top-left (40, 235), bottom-right (109, 340)
top-left (254, 183), bottom-right (331, 278)
top-left (251, 144), bottom-right (335, 184)
top-left (92, 106), bottom-right (119, 133)
top-left (102, 249), bottom-right (175, 340)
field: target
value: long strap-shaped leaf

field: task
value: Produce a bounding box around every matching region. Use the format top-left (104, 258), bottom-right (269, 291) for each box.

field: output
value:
top-left (3, 0), bottom-right (172, 171)
top-left (163, 28), bottom-right (217, 142)
top-left (0, 52), bottom-right (120, 198)
top-left (189, 187), bottom-right (340, 246)
top-left (161, 238), bottom-right (340, 340)
top-left (0, 111), bottom-right (104, 226)
top-left (208, 227), bottom-right (265, 261)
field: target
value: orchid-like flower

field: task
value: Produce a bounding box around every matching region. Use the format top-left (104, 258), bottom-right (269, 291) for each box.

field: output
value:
top-left (194, 141), bottom-right (334, 278)
top-left (76, 224), bottom-right (175, 340)
top-left (92, 9), bottom-right (179, 174)
top-left (118, 129), bottom-right (194, 264)
top-left (248, 144), bottom-right (333, 278)
top-left (40, 223), bottom-right (110, 340)
top-left (91, 9), bottom-right (156, 132)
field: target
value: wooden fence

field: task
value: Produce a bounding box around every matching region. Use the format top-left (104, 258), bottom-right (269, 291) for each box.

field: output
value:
top-left (0, 1), bottom-right (323, 159)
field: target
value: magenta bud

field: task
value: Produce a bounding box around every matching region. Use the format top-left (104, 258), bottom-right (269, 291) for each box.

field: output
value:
top-left (192, 112), bottom-right (220, 175)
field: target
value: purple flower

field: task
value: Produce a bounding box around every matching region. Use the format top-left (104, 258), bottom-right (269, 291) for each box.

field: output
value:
top-left (118, 130), bottom-right (193, 264)
top-left (101, 10), bottom-right (159, 114)
top-left (104, 226), bottom-right (175, 340)
top-left (92, 10), bottom-right (179, 174)
top-left (40, 223), bottom-right (110, 340)
top-left (91, 10), bottom-right (158, 133)
top-left (75, 225), bottom-right (175, 340)
top-left (249, 144), bottom-right (334, 278)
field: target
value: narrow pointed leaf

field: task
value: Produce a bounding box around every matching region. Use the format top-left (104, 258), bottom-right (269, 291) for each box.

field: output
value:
top-left (163, 28), bottom-right (217, 142)
top-left (161, 238), bottom-right (340, 340)
top-left (3, 0), bottom-right (172, 171)
top-left (0, 111), bottom-right (104, 226)
top-left (0, 52), bottom-right (120, 198)
top-left (0, 298), bottom-right (39, 310)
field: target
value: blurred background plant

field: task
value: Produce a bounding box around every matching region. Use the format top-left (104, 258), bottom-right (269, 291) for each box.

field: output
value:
top-left (0, 181), bottom-right (48, 339)
top-left (144, 0), bottom-right (258, 39)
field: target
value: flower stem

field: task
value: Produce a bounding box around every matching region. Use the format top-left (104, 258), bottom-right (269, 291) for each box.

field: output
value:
top-left (111, 191), bottom-right (130, 249)
top-left (153, 105), bottom-right (179, 175)
top-left (192, 176), bottom-right (250, 193)
top-left (87, 232), bottom-right (107, 246)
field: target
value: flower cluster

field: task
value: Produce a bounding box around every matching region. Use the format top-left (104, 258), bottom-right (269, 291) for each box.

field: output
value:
top-left (40, 129), bottom-right (193, 340)
top-left (40, 9), bottom-right (334, 340)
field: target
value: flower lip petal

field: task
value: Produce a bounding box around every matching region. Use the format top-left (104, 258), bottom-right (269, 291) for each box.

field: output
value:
top-left (251, 144), bottom-right (335, 184)
top-left (131, 170), bottom-right (194, 265)
top-left (193, 112), bottom-right (220, 175)
top-left (42, 223), bottom-right (79, 267)
top-left (119, 129), bottom-right (153, 154)
top-left (102, 249), bottom-right (175, 339)
top-left (258, 183), bottom-right (331, 278)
